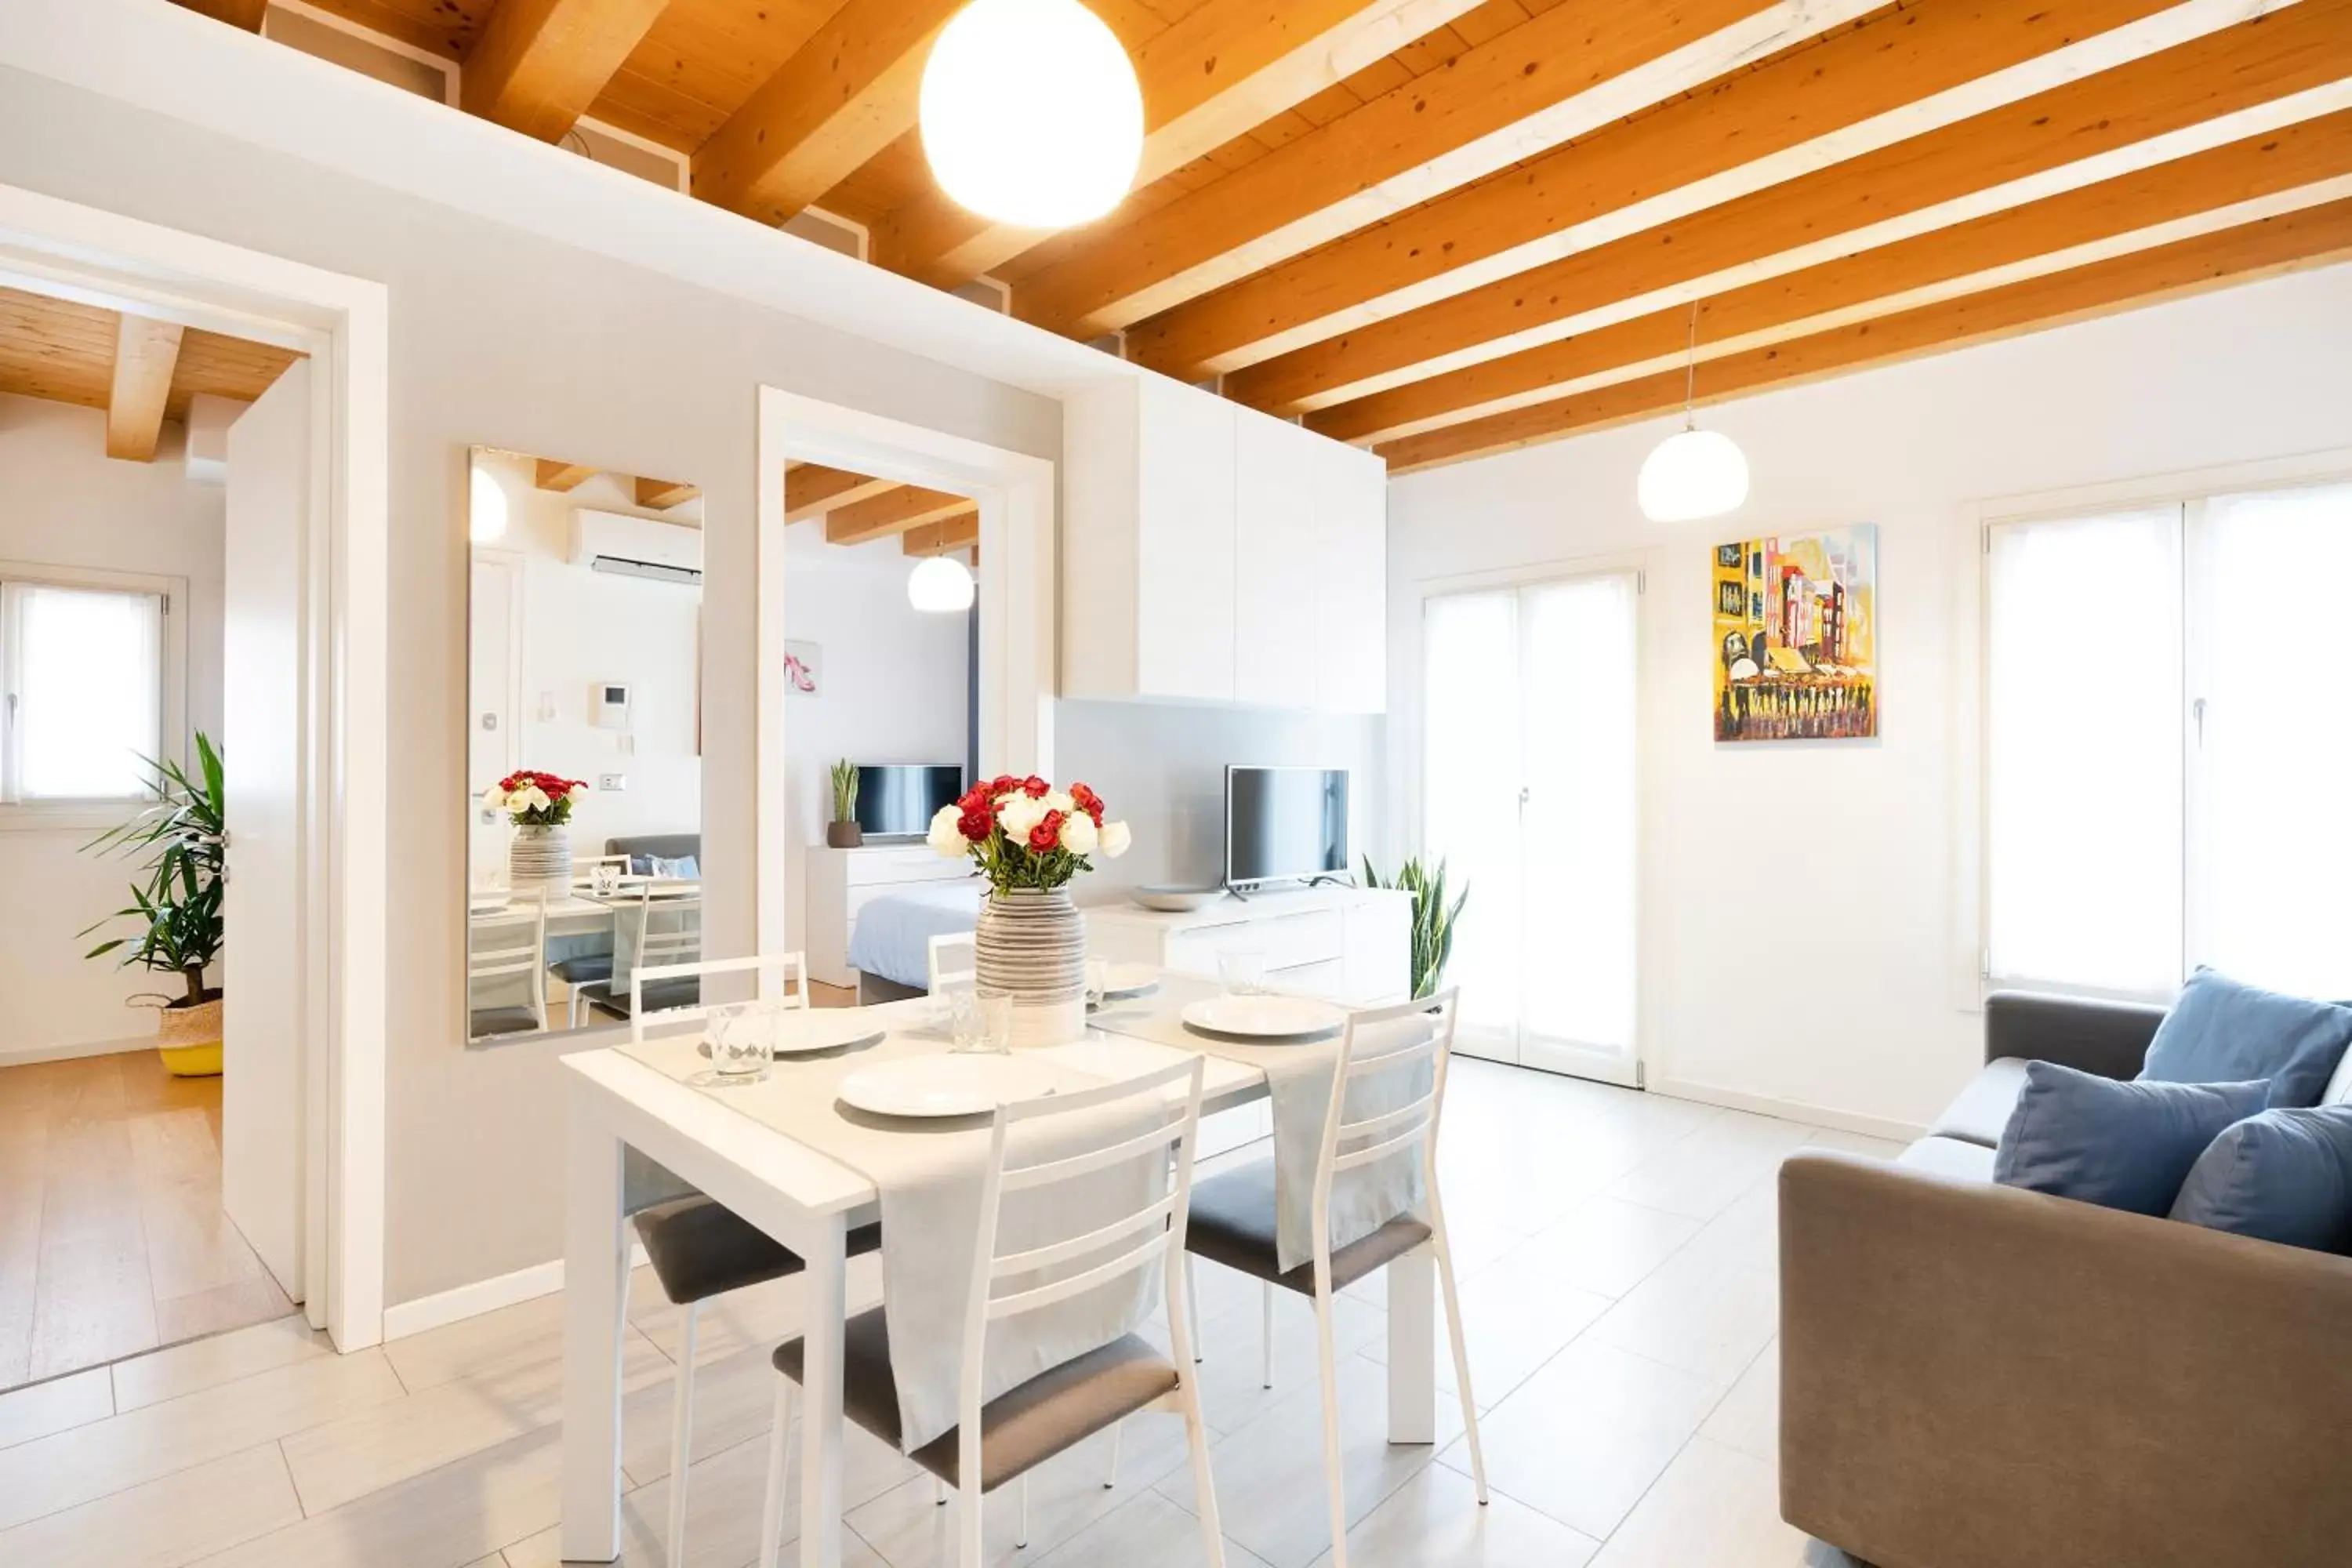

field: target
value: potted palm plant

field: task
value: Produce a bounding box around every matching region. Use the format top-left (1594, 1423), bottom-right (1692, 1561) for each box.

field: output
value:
top-left (826, 759), bottom-right (863, 848)
top-left (1360, 854), bottom-right (1468, 1000)
top-left (81, 733), bottom-right (227, 1076)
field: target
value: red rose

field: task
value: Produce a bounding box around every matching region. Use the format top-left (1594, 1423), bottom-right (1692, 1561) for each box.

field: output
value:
top-left (1022, 775), bottom-right (1050, 798)
top-left (1027, 811), bottom-right (1064, 853)
top-left (989, 775), bottom-right (1017, 796)
top-left (957, 806), bottom-right (993, 841)
top-left (1070, 782), bottom-right (1105, 826)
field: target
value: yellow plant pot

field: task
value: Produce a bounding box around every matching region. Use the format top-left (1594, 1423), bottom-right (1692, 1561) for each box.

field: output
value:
top-left (157, 996), bottom-right (224, 1077)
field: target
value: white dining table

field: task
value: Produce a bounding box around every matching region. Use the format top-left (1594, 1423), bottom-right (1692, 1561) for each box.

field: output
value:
top-left (557, 994), bottom-right (1444, 1566)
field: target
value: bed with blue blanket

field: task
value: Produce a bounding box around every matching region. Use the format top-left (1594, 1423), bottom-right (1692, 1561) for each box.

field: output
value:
top-left (848, 878), bottom-right (982, 996)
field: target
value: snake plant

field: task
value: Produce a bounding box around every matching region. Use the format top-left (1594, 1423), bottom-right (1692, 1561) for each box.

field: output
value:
top-left (1360, 853), bottom-right (1468, 1000)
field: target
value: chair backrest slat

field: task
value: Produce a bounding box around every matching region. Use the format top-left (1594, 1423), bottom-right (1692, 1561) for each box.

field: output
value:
top-left (985, 1231), bottom-right (1171, 1322)
top-left (1335, 1087), bottom-right (1437, 1145)
top-left (629, 950), bottom-right (805, 1042)
top-left (1308, 992), bottom-right (1459, 1281)
top-left (997, 1119), bottom-right (1185, 1192)
top-left (927, 931), bottom-right (976, 993)
top-left (989, 1189), bottom-right (1178, 1283)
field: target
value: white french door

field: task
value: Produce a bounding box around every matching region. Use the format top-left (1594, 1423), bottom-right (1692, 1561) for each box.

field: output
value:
top-left (1422, 570), bottom-right (1639, 1084)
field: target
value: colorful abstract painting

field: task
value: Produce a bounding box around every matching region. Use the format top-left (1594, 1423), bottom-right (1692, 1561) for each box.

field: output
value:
top-left (1711, 526), bottom-right (1878, 742)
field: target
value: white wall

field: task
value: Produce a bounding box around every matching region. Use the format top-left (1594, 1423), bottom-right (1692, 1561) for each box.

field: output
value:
top-left (780, 528), bottom-right (970, 947)
top-left (468, 455), bottom-right (703, 885)
top-left (1387, 261), bottom-right (2352, 1137)
top-left (0, 394), bottom-right (225, 1059)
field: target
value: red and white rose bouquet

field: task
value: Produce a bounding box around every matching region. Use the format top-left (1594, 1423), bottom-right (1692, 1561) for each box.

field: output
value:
top-left (483, 769), bottom-right (590, 826)
top-left (927, 774), bottom-right (1131, 892)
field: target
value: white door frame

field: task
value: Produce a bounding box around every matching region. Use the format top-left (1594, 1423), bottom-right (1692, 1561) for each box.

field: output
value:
top-left (753, 387), bottom-right (1056, 961)
top-left (0, 181), bottom-right (391, 1350)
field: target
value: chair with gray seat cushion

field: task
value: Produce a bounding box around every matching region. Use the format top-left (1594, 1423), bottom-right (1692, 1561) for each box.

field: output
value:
top-left (1175, 993), bottom-right (1485, 1568)
top-left (757, 1055), bottom-right (1225, 1568)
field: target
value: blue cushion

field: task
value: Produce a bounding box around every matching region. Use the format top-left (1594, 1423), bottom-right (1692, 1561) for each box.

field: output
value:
top-left (2170, 1106), bottom-right (2352, 1253)
top-left (1993, 1062), bottom-right (2268, 1215)
top-left (2139, 969), bottom-right (2352, 1109)
top-left (651, 854), bottom-right (700, 880)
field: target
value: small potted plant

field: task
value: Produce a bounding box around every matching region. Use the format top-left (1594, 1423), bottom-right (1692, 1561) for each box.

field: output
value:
top-left (484, 769), bottom-right (590, 895)
top-left (826, 759), bottom-right (863, 848)
top-left (927, 775), bottom-right (1131, 1046)
top-left (81, 734), bottom-right (227, 1076)
top-left (1360, 854), bottom-right (1468, 999)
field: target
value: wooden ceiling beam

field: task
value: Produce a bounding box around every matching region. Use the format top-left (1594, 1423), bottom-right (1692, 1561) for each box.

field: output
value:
top-left (785, 463), bottom-right (898, 521)
top-left (1230, 0), bottom-right (2352, 416)
top-left (902, 512), bottom-right (979, 557)
top-left (871, 0), bottom-right (1490, 290)
top-left (459, 0), bottom-right (672, 143)
top-left (1375, 196), bottom-right (2352, 472)
top-left (824, 485), bottom-right (974, 546)
top-left (1129, 0), bottom-right (2241, 383)
top-left (175, 0), bottom-right (267, 30)
top-left (105, 314), bottom-right (184, 463)
top-left (1315, 109), bottom-right (2352, 445)
top-left (1007, 0), bottom-right (1884, 339)
top-left (535, 459), bottom-right (599, 492)
top-left (691, 0), bottom-right (966, 227)
top-left (633, 476), bottom-right (700, 510)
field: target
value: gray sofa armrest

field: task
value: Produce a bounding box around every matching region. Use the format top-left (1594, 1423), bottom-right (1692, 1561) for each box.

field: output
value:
top-left (1780, 1152), bottom-right (2352, 1568)
top-left (1983, 989), bottom-right (2162, 1078)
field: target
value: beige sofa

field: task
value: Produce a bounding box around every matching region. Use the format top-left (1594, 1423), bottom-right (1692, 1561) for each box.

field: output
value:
top-left (1778, 993), bottom-right (2352, 1568)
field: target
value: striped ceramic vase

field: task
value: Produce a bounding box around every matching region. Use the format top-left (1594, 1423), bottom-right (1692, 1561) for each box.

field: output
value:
top-left (974, 885), bottom-right (1087, 1048)
top-left (509, 822), bottom-right (572, 898)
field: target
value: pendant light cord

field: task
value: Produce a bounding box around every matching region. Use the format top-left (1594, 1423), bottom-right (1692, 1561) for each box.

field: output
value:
top-left (1682, 302), bottom-right (1700, 431)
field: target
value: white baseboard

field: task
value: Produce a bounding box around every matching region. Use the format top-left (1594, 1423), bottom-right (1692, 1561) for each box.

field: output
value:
top-left (0, 1033), bottom-right (153, 1069)
top-left (1647, 1076), bottom-right (1927, 1145)
top-left (381, 1241), bottom-right (650, 1342)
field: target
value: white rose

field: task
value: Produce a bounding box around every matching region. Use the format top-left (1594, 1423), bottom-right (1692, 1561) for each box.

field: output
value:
top-left (1098, 820), bottom-right (1131, 858)
top-left (517, 786), bottom-right (550, 812)
top-left (568, 783), bottom-right (590, 801)
top-left (1045, 789), bottom-right (1075, 815)
top-left (481, 786), bottom-right (507, 809)
top-left (1059, 811), bottom-right (1098, 855)
top-left (927, 804), bottom-right (969, 858)
top-left (997, 793), bottom-right (1047, 840)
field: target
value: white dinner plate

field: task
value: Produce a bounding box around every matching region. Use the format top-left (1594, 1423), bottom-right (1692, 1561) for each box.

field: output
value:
top-left (699, 1010), bottom-right (886, 1059)
top-left (1181, 993), bottom-right (1345, 1043)
top-left (1097, 964), bottom-right (1160, 1001)
top-left (837, 1053), bottom-right (1065, 1119)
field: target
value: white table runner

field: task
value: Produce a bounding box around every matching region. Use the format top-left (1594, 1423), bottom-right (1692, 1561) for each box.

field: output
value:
top-left (1088, 974), bottom-right (1433, 1273)
top-left (619, 1003), bottom-right (1165, 1451)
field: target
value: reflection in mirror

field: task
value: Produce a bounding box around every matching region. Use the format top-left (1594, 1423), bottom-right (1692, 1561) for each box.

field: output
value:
top-left (466, 447), bottom-right (703, 1043)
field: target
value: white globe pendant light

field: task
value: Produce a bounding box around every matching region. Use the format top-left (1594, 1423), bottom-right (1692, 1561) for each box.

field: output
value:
top-left (920, 0), bottom-right (1143, 228)
top-left (908, 554), bottom-right (977, 613)
top-left (1638, 304), bottom-right (1749, 523)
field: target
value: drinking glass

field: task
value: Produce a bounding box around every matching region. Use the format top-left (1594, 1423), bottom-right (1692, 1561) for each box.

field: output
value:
top-left (1218, 949), bottom-right (1266, 996)
top-left (1085, 958), bottom-right (1112, 1012)
top-left (979, 993), bottom-right (1015, 1054)
top-left (945, 982), bottom-right (987, 1054)
top-left (706, 1002), bottom-right (773, 1082)
top-left (591, 862), bottom-right (622, 898)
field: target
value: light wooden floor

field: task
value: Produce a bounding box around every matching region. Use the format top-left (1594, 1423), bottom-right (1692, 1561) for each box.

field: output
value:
top-left (0, 1051), bottom-right (292, 1393)
top-left (0, 1058), bottom-right (1883, 1568)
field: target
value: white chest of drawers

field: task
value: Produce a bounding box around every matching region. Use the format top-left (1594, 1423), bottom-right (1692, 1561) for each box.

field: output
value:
top-left (804, 842), bottom-right (972, 988)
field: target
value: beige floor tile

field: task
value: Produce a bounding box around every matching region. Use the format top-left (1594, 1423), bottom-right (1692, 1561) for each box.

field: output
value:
top-left (155, 1277), bottom-right (296, 1346)
top-left (0, 1440), bottom-right (298, 1568)
top-left (1600, 1112), bottom-right (1817, 1224)
top-left (195, 1424), bottom-right (567, 1568)
top-left (1445, 1338), bottom-right (1725, 1542)
top-left (1493, 1196), bottom-right (1704, 1301)
top-left (112, 1313), bottom-right (332, 1412)
top-left (1029, 1486), bottom-right (1272, 1568)
top-left (1581, 1235), bottom-right (1777, 1388)
top-left (1584, 1436), bottom-right (1811, 1568)
top-left (0, 1366), bottom-right (111, 1451)
top-left (1162, 1350), bottom-right (1463, 1568)
top-left (282, 1319), bottom-right (670, 1515)
top-left (0, 1345), bottom-right (405, 1532)
top-left (380, 1288), bottom-right (579, 1396)
top-left (1698, 1342), bottom-right (1778, 1464)
top-left (1318, 1460), bottom-right (1601, 1568)
top-left (1156, 1283), bottom-right (1385, 1436)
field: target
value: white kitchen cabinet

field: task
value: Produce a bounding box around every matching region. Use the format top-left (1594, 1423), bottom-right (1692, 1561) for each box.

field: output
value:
top-left (1063, 372), bottom-right (1388, 713)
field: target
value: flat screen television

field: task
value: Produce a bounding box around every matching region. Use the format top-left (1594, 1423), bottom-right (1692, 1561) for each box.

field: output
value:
top-left (1225, 766), bottom-right (1349, 888)
top-left (855, 765), bottom-right (964, 837)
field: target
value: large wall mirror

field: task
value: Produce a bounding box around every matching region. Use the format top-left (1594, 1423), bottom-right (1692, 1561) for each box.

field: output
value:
top-left (466, 446), bottom-right (703, 1043)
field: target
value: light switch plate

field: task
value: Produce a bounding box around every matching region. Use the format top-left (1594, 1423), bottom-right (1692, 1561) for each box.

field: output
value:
top-left (599, 774), bottom-right (627, 792)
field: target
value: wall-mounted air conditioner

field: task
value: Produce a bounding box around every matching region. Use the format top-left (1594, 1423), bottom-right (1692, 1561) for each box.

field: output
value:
top-left (570, 508), bottom-right (702, 586)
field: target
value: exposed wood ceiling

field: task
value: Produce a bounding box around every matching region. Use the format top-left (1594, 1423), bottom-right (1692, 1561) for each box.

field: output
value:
top-left (0, 285), bottom-right (304, 459)
top-left (186, 0), bottom-right (2352, 472)
top-left (782, 461), bottom-right (976, 555)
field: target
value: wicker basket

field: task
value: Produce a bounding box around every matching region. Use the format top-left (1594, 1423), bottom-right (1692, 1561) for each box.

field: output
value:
top-left (157, 995), bottom-right (224, 1077)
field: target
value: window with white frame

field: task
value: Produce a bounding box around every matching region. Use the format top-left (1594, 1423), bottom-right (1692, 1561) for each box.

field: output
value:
top-left (1985, 478), bottom-right (2352, 1000)
top-left (0, 570), bottom-right (172, 805)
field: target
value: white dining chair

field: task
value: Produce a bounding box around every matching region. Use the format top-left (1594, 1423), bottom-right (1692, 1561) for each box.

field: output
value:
top-left (572, 888), bottom-right (703, 1024)
top-left (1178, 991), bottom-right (1483, 1568)
top-left (758, 1054), bottom-right (1225, 1568)
top-left (621, 951), bottom-right (884, 1568)
top-left (927, 930), bottom-right (977, 993)
top-left (465, 900), bottom-right (546, 1039)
